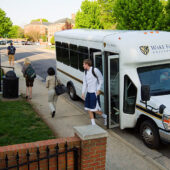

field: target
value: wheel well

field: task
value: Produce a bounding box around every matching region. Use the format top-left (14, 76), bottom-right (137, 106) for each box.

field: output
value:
top-left (67, 81), bottom-right (73, 88)
top-left (67, 81), bottom-right (76, 93)
top-left (136, 115), bottom-right (158, 131)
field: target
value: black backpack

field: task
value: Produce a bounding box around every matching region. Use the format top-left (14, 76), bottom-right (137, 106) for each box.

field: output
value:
top-left (9, 46), bottom-right (15, 54)
top-left (85, 67), bottom-right (99, 83)
top-left (25, 65), bottom-right (36, 79)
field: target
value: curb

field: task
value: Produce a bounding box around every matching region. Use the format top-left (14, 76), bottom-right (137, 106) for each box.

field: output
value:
top-left (108, 129), bottom-right (167, 170)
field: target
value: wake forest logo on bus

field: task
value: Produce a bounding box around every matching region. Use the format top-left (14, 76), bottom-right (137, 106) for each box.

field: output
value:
top-left (139, 46), bottom-right (150, 55)
top-left (140, 44), bottom-right (170, 55)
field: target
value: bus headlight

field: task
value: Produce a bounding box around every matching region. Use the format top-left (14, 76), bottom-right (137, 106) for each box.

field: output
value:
top-left (162, 115), bottom-right (170, 130)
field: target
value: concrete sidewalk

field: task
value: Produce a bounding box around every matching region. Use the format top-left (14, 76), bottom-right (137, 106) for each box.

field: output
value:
top-left (1, 50), bottom-right (166, 170)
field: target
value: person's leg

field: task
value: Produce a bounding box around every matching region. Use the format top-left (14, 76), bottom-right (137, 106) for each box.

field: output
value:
top-left (9, 55), bottom-right (11, 66)
top-left (88, 111), bottom-right (96, 125)
top-left (29, 87), bottom-right (32, 99)
top-left (26, 87), bottom-right (29, 98)
top-left (12, 55), bottom-right (14, 66)
top-left (48, 89), bottom-right (56, 117)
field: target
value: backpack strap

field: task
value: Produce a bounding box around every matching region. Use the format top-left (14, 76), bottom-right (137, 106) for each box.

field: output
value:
top-left (92, 67), bottom-right (99, 84)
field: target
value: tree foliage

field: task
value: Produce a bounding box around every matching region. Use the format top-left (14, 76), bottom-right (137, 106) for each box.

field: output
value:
top-left (113, 0), bottom-right (165, 30)
top-left (31, 18), bottom-right (48, 23)
top-left (25, 30), bottom-right (40, 42)
top-left (0, 8), bottom-right (12, 37)
top-left (8, 25), bottom-right (24, 38)
top-left (165, 0), bottom-right (170, 31)
top-left (75, 0), bottom-right (104, 29)
top-left (50, 36), bottom-right (55, 45)
top-left (98, 0), bottom-right (116, 29)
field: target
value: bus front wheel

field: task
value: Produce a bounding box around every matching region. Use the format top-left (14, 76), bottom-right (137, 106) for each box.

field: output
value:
top-left (68, 84), bottom-right (77, 100)
top-left (140, 120), bottom-right (160, 149)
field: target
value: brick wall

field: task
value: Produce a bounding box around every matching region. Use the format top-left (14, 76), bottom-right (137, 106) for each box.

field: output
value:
top-left (81, 137), bottom-right (107, 170)
top-left (0, 125), bottom-right (107, 170)
top-left (0, 137), bottom-right (80, 170)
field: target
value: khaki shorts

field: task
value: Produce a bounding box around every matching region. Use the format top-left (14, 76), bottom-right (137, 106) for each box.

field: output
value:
top-left (8, 55), bottom-right (15, 62)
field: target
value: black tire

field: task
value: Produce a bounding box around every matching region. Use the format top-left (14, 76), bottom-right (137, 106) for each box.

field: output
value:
top-left (67, 84), bottom-right (77, 100)
top-left (140, 120), bottom-right (160, 149)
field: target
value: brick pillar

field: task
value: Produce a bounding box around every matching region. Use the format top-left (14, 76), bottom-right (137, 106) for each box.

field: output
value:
top-left (74, 125), bottom-right (108, 170)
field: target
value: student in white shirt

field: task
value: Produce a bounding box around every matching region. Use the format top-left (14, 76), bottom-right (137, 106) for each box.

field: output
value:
top-left (82, 59), bottom-right (107, 125)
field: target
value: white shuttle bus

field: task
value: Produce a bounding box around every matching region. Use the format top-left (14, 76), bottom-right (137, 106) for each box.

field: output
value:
top-left (54, 29), bottom-right (170, 148)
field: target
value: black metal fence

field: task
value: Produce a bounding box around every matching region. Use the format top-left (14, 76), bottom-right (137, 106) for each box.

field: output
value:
top-left (0, 142), bottom-right (79, 170)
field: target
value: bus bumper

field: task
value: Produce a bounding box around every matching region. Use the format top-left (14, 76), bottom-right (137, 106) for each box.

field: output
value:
top-left (159, 129), bottom-right (170, 143)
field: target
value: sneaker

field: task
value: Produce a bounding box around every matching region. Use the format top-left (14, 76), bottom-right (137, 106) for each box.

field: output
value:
top-left (104, 118), bottom-right (107, 126)
top-left (52, 111), bottom-right (55, 118)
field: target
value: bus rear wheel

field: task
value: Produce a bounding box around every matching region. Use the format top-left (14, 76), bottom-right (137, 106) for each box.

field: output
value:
top-left (68, 84), bottom-right (77, 100)
top-left (140, 120), bottom-right (160, 149)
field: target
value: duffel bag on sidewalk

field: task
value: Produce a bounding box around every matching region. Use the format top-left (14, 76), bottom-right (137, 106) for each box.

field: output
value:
top-left (55, 84), bottom-right (67, 95)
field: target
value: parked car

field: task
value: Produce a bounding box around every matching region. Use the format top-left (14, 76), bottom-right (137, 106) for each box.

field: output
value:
top-left (7, 40), bottom-right (13, 44)
top-left (0, 40), bottom-right (6, 45)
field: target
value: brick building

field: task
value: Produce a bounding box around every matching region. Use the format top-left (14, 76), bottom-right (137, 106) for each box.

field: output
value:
top-left (48, 18), bottom-right (75, 42)
top-left (24, 19), bottom-right (51, 37)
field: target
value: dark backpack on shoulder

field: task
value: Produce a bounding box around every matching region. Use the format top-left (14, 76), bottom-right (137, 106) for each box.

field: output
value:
top-left (25, 65), bottom-right (36, 79)
top-left (9, 46), bottom-right (15, 54)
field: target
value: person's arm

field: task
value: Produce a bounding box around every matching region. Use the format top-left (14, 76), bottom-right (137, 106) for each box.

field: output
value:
top-left (95, 68), bottom-right (103, 94)
top-left (46, 77), bottom-right (49, 88)
top-left (82, 72), bottom-right (87, 99)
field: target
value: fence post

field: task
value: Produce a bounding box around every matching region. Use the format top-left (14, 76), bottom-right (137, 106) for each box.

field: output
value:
top-left (74, 125), bottom-right (108, 170)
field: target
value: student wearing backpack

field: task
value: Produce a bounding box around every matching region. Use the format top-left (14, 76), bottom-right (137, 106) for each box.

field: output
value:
top-left (7, 42), bottom-right (16, 66)
top-left (22, 58), bottom-right (36, 100)
top-left (82, 59), bottom-right (107, 125)
top-left (46, 67), bottom-right (61, 118)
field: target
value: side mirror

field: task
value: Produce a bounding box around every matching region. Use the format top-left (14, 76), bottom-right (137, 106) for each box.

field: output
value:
top-left (159, 104), bottom-right (166, 114)
top-left (141, 85), bottom-right (150, 102)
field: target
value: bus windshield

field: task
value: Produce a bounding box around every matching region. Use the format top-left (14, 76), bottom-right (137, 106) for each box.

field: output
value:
top-left (138, 64), bottom-right (170, 96)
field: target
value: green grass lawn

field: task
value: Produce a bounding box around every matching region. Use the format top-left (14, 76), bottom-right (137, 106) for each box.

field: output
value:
top-left (45, 45), bottom-right (55, 51)
top-left (0, 99), bottom-right (55, 146)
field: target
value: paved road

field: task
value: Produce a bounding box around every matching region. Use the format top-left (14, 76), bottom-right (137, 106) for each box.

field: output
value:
top-left (1, 45), bottom-right (170, 168)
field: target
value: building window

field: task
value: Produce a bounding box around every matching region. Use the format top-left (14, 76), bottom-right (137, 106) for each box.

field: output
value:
top-left (70, 44), bottom-right (78, 69)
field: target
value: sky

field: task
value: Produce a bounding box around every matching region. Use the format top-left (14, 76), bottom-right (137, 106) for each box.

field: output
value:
top-left (0, 0), bottom-right (83, 27)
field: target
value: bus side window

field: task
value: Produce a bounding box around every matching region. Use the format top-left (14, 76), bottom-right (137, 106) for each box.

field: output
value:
top-left (123, 75), bottom-right (137, 114)
top-left (78, 46), bottom-right (88, 71)
top-left (56, 41), bottom-right (62, 62)
top-left (62, 43), bottom-right (70, 66)
top-left (70, 44), bottom-right (78, 69)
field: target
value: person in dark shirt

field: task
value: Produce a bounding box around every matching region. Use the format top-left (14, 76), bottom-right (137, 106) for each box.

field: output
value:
top-left (7, 42), bottom-right (16, 66)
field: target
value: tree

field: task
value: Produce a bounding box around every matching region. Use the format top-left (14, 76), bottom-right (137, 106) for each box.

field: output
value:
top-left (114, 0), bottom-right (165, 30)
top-left (0, 8), bottom-right (12, 37)
top-left (165, 0), bottom-right (170, 31)
top-left (25, 30), bottom-right (40, 42)
top-left (98, 0), bottom-right (116, 29)
top-left (50, 36), bottom-right (55, 45)
top-left (31, 18), bottom-right (48, 23)
top-left (75, 0), bottom-right (104, 29)
top-left (8, 25), bottom-right (24, 38)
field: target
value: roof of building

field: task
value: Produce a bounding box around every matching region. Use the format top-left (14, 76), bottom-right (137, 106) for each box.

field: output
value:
top-left (25, 21), bottom-right (52, 27)
top-left (53, 18), bottom-right (74, 25)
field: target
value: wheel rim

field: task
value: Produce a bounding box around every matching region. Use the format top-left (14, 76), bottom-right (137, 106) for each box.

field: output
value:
top-left (142, 125), bottom-right (154, 145)
top-left (69, 87), bottom-right (74, 98)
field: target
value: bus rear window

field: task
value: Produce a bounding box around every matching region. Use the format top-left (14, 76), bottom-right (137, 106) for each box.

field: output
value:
top-left (62, 43), bottom-right (70, 65)
top-left (55, 41), bottom-right (62, 62)
top-left (70, 44), bottom-right (78, 69)
top-left (78, 46), bottom-right (88, 71)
